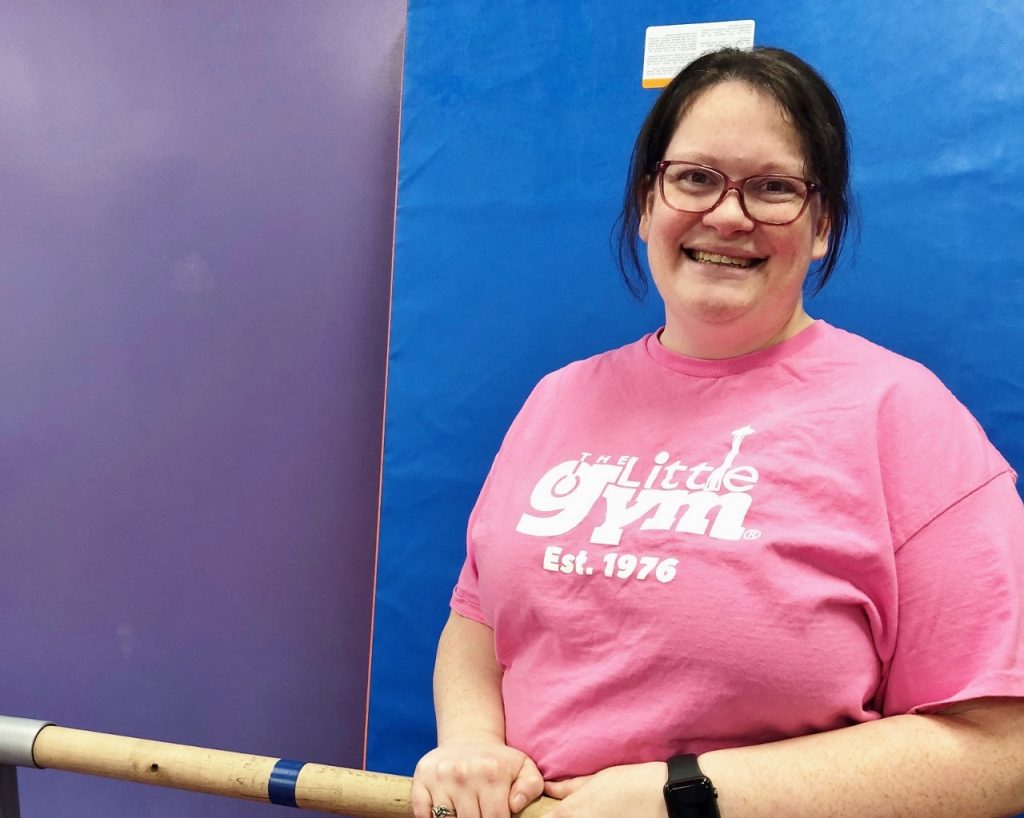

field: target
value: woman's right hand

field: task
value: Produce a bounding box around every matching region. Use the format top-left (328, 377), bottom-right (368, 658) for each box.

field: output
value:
top-left (411, 734), bottom-right (545, 818)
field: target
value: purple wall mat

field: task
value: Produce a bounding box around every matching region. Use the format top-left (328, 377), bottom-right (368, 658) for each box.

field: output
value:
top-left (0, 1), bottom-right (404, 815)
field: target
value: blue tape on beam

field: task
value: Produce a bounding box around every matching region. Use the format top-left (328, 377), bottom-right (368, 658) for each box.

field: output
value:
top-left (268, 758), bottom-right (307, 808)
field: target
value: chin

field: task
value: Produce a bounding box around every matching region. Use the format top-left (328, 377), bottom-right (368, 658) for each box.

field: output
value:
top-left (683, 283), bottom-right (761, 323)
top-left (688, 297), bottom-right (752, 324)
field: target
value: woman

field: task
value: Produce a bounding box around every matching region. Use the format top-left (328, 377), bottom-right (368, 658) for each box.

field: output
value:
top-left (411, 47), bottom-right (1024, 818)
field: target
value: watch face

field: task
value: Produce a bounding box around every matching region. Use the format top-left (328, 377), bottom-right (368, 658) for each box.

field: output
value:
top-left (664, 778), bottom-right (719, 817)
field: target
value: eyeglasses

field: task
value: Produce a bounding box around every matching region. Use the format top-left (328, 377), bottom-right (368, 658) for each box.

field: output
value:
top-left (656, 160), bottom-right (820, 226)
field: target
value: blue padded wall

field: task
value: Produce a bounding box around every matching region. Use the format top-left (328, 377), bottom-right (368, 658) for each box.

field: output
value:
top-left (369, 0), bottom-right (1023, 776)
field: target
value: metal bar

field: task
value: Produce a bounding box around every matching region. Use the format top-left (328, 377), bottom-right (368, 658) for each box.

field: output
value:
top-left (0, 718), bottom-right (52, 768)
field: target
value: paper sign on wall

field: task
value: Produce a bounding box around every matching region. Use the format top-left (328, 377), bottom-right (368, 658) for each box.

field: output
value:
top-left (642, 20), bottom-right (755, 88)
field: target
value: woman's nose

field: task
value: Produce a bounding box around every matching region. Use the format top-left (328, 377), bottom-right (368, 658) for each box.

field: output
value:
top-left (701, 188), bottom-right (755, 233)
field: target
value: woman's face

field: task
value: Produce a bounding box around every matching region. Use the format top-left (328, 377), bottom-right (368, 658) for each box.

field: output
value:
top-left (639, 81), bottom-right (830, 356)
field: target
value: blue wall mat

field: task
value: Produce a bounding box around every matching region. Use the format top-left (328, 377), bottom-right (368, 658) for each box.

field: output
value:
top-left (0, 2), bottom-right (404, 815)
top-left (370, 0), bottom-right (1023, 779)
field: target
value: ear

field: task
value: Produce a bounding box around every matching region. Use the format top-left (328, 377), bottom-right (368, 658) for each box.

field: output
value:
top-left (810, 207), bottom-right (830, 262)
top-left (638, 187), bottom-right (655, 242)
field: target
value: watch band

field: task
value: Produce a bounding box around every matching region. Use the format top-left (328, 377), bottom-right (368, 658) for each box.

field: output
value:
top-left (664, 753), bottom-right (719, 818)
top-left (667, 753), bottom-right (703, 782)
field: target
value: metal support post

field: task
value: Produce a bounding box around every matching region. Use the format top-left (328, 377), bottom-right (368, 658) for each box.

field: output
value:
top-left (0, 765), bottom-right (20, 818)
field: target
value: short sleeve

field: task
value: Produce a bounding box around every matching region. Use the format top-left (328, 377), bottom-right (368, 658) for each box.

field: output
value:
top-left (881, 471), bottom-right (1024, 714)
top-left (450, 447), bottom-right (507, 626)
top-left (448, 370), bottom-right (565, 626)
top-left (450, 496), bottom-right (489, 625)
top-left (875, 368), bottom-right (1012, 545)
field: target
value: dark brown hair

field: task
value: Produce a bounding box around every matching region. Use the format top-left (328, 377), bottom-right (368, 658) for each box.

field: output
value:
top-left (615, 47), bottom-right (853, 298)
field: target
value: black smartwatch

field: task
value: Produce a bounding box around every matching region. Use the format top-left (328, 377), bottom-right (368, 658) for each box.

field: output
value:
top-left (663, 753), bottom-right (720, 818)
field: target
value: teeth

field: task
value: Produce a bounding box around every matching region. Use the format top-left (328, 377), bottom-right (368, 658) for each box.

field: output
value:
top-left (692, 251), bottom-right (756, 268)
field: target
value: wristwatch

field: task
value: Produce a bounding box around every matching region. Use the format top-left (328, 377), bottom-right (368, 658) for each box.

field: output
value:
top-left (663, 753), bottom-right (720, 818)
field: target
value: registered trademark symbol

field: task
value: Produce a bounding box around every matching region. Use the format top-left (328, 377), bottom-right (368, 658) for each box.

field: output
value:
top-left (742, 529), bottom-right (762, 540)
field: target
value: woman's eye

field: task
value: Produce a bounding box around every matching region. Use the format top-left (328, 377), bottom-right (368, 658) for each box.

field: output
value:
top-left (753, 177), bottom-right (799, 196)
top-left (676, 170), bottom-right (715, 186)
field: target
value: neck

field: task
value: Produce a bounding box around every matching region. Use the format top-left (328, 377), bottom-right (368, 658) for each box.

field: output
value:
top-left (659, 308), bottom-right (814, 360)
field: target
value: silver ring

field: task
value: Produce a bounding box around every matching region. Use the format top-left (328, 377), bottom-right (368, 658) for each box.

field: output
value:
top-left (432, 807), bottom-right (456, 818)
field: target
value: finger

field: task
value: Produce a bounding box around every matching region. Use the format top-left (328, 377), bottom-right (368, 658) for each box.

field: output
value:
top-left (509, 757), bottom-right (544, 814)
top-left (432, 760), bottom-right (473, 818)
top-left (451, 789), bottom-right (483, 818)
top-left (479, 779), bottom-right (513, 818)
top-left (544, 775), bottom-right (591, 800)
top-left (448, 760), bottom-right (492, 818)
top-left (425, 786), bottom-right (463, 818)
top-left (411, 780), bottom-right (434, 818)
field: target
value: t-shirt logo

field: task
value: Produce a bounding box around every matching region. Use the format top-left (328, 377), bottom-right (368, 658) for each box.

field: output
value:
top-left (516, 426), bottom-right (759, 544)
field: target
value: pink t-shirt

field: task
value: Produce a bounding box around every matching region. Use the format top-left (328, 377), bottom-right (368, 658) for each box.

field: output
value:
top-left (451, 321), bottom-right (1024, 779)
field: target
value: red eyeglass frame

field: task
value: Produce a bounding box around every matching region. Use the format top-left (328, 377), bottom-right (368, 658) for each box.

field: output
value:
top-left (656, 160), bottom-right (822, 226)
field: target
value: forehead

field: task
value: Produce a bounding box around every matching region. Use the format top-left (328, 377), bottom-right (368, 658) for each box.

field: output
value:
top-left (664, 81), bottom-right (807, 173)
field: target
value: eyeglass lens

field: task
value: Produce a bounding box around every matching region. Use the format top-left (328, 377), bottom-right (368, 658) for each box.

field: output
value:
top-left (661, 163), bottom-right (810, 225)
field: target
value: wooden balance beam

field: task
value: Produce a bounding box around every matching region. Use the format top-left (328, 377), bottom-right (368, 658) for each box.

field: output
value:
top-left (0, 716), bottom-right (555, 817)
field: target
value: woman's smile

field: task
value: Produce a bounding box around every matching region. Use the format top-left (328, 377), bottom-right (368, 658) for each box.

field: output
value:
top-left (683, 247), bottom-right (767, 270)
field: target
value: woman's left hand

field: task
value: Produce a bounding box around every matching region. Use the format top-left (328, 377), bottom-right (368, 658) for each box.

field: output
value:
top-left (542, 761), bottom-right (669, 818)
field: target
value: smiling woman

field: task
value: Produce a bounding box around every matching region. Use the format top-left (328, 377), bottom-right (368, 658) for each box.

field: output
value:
top-left (638, 81), bottom-right (829, 359)
top-left (410, 47), bottom-right (1024, 818)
